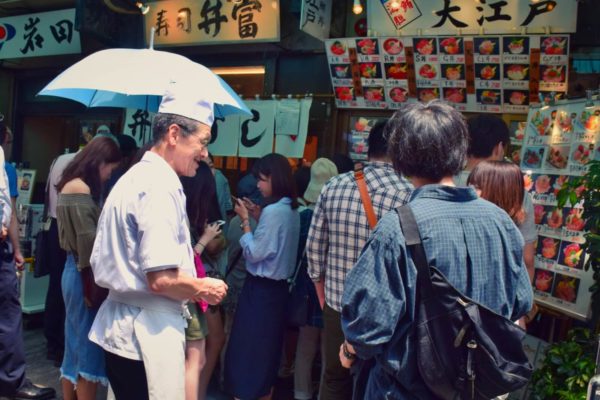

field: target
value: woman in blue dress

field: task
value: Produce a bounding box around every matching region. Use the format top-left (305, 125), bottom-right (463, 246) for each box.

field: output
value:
top-left (224, 153), bottom-right (300, 400)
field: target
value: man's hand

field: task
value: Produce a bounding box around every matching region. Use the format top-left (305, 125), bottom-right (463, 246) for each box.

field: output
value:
top-left (193, 277), bottom-right (228, 305)
top-left (14, 249), bottom-right (24, 271)
top-left (339, 342), bottom-right (355, 369)
top-left (314, 280), bottom-right (326, 310)
top-left (0, 226), bottom-right (7, 241)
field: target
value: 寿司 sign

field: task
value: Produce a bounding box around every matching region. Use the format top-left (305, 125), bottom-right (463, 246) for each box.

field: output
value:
top-left (368, 0), bottom-right (577, 36)
top-left (144, 0), bottom-right (280, 47)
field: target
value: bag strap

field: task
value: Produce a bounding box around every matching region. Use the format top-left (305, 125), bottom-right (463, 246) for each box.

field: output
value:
top-left (224, 248), bottom-right (243, 280)
top-left (355, 169), bottom-right (377, 230)
top-left (288, 248), bottom-right (307, 292)
top-left (43, 157), bottom-right (59, 220)
top-left (396, 205), bottom-right (434, 298)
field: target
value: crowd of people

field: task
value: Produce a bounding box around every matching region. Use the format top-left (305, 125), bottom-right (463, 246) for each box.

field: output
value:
top-left (0, 92), bottom-right (534, 400)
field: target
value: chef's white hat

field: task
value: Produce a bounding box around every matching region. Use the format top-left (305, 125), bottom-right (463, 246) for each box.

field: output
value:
top-left (158, 80), bottom-right (214, 127)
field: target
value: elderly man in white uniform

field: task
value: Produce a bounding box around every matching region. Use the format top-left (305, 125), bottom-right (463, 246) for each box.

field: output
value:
top-left (88, 82), bottom-right (228, 400)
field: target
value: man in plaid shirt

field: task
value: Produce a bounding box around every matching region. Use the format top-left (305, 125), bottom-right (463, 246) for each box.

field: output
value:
top-left (306, 121), bottom-right (412, 400)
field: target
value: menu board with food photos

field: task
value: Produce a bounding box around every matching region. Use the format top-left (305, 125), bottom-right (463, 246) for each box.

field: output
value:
top-left (348, 116), bottom-right (387, 161)
top-left (539, 36), bottom-right (570, 96)
top-left (325, 35), bottom-right (569, 114)
top-left (520, 99), bottom-right (600, 320)
top-left (381, 37), bottom-right (409, 109)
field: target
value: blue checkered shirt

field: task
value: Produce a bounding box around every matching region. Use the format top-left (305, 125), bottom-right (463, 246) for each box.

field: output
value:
top-left (341, 185), bottom-right (534, 399)
top-left (306, 161), bottom-right (413, 312)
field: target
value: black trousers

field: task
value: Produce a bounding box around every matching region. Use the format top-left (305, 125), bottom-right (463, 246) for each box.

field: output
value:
top-left (0, 249), bottom-right (26, 396)
top-left (43, 218), bottom-right (66, 354)
top-left (319, 303), bottom-right (353, 400)
top-left (105, 351), bottom-right (149, 400)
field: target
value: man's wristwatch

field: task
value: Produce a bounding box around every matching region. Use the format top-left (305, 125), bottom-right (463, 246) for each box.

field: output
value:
top-left (342, 342), bottom-right (356, 360)
top-left (240, 219), bottom-right (250, 229)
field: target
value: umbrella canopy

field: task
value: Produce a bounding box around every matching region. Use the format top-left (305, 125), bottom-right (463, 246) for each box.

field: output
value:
top-left (38, 48), bottom-right (250, 118)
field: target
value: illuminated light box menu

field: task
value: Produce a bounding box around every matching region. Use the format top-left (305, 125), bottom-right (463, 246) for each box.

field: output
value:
top-left (521, 100), bottom-right (600, 320)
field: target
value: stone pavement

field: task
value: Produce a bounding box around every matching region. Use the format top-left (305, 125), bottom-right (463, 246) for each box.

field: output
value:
top-left (0, 314), bottom-right (297, 400)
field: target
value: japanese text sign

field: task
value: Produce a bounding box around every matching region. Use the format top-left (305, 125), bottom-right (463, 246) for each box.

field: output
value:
top-left (369, 0), bottom-right (577, 36)
top-left (123, 108), bottom-right (156, 146)
top-left (300, 0), bottom-right (331, 41)
top-left (0, 9), bottom-right (80, 60)
top-left (144, 0), bottom-right (280, 47)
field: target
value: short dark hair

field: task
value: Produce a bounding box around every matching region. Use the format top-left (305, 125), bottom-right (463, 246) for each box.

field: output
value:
top-left (466, 114), bottom-right (510, 158)
top-left (255, 153), bottom-right (298, 209)
top-left (332, 153), bottom-right (354, 174)
top-left (294, 166), bottom-right (311, 199)
top-left (367, 120), bottom-right (388, 159)
top-left (386, 100), bottom-right (468, 181)
top-left (115, 134), bottom-right (138, 158)
top-left (57, 137), bottom-right (121, 201)
top-left (151, 113), bottom-right (202, 144)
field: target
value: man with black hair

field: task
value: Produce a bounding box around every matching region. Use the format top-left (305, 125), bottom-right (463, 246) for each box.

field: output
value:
top-left (306, 121), bottom-right (412, 400)
top-left (455, 114), bottom-right (536, 280)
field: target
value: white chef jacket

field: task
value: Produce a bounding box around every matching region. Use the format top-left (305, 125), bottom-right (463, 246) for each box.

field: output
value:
top-left (89, 151), bottom-right (195, 399)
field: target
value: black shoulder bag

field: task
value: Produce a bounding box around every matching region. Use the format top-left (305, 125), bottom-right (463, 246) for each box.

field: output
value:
top-left (396, 205), bottom-right (532, 400)
top-left (33, 158), bottom-right (57, 277)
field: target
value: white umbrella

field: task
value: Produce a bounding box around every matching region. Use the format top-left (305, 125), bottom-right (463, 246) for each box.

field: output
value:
top-left (38, 47), bottom-right (250, 118)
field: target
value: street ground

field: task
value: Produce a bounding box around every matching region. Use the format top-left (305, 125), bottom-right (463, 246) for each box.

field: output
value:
top-left (1, 314), bottom-right (298, 400)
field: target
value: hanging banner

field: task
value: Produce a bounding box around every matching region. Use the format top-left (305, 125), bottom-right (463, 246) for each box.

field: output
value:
top-left (300, 0), bottom-right (331, 40)
top-left (208, 115), bottom-right (241, 156)
top-left (275, 98), bottom-right (313, 158)
top-left (521, 99), bottom-right (600, 320)
top-left (369, 0), bottom-right (577, 36)
top-left (275, 99), bottom-right (301, 136)
top-left (144, 0), bottom-right (280, 47)
top-left (123, 109), bottom-right (155, 146)
top-left (0, 9), bottom-right (81, 59)
top-left (238, 100), bottom-right (276, 158)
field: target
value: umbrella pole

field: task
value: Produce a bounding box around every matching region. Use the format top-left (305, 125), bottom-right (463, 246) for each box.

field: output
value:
top-left (149, 27), bottom-right (155, 50)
